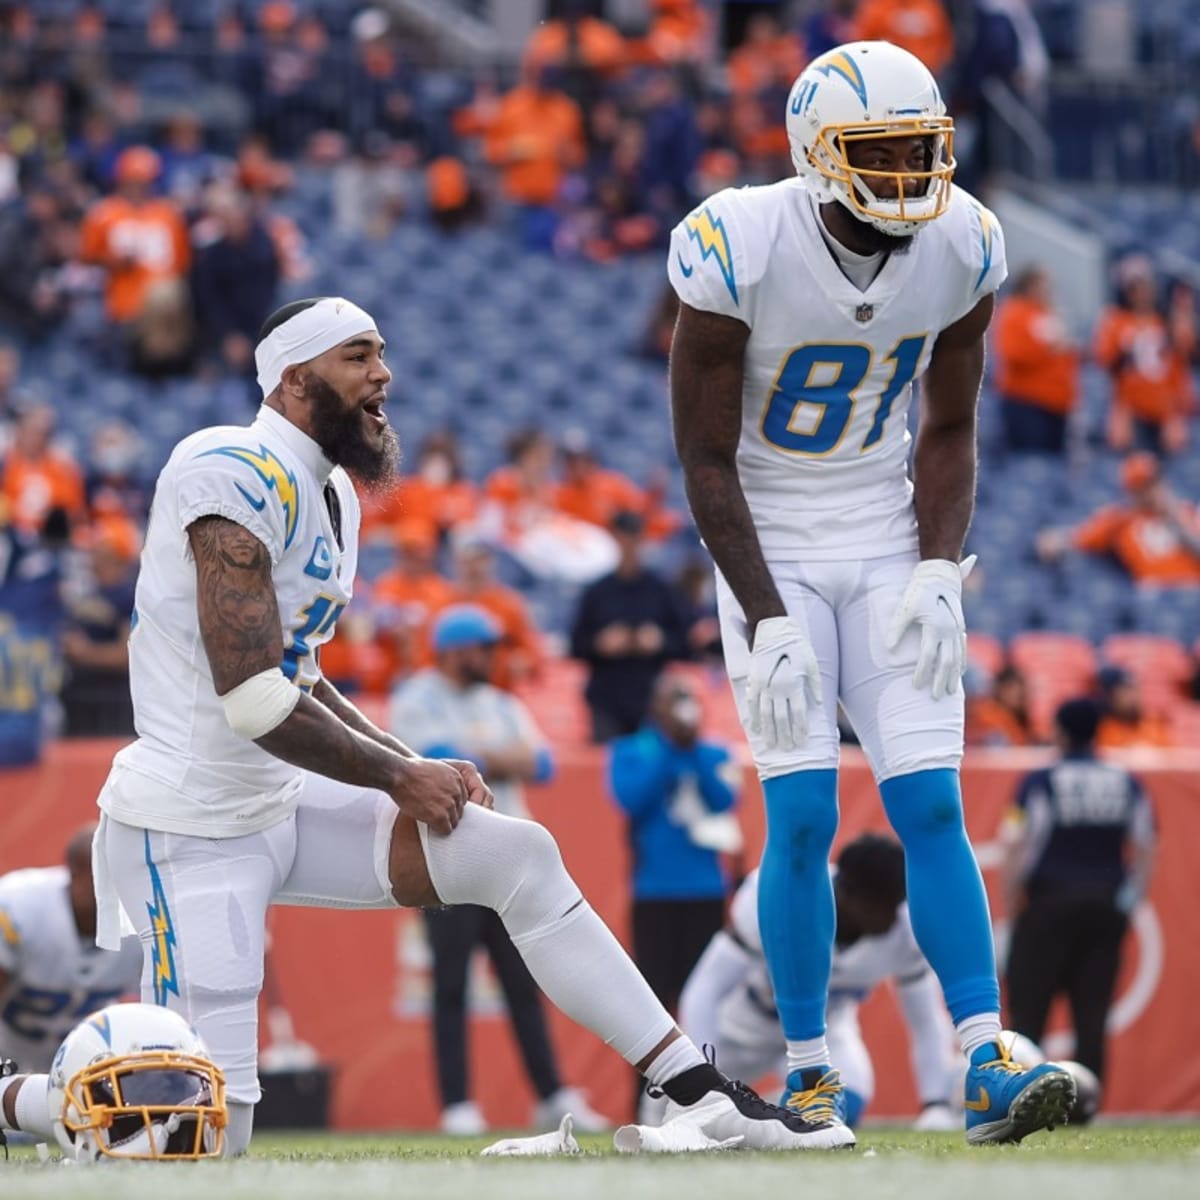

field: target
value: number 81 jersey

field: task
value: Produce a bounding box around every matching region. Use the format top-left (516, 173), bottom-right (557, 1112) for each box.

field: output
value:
top-left (668, 178), bottom-right (1006, 561)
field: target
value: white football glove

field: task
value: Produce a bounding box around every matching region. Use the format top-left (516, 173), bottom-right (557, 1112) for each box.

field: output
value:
top-left (885, 557), bottom-right (976, 701)
top-left (745, 616), bottom-right (822, 752)
top-left (480, 1114), bottom-right (580, 1157)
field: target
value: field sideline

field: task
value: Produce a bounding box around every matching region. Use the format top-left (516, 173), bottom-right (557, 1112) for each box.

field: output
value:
top-left (5, 1125), bottom-right (1199, 1200)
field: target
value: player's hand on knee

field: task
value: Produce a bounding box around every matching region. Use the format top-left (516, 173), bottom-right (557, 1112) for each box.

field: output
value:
top-left (886, 557), bottom-right (975, 700)
top-left (445, 758), bottom-right (495, 810)
top-left (393, 759), bottom-right (468, 834)
top-left (746, 615), bottom-right (822, 751)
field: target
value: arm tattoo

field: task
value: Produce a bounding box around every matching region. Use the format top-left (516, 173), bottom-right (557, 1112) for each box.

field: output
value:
top-left (670, 304), bottom-right (785, 637)
top-left (311, 676), bottom-right (417, 758)
top-left (188, 516), bottom-right (283, 695)
top-left (187, 518), bottom-right (411, 789)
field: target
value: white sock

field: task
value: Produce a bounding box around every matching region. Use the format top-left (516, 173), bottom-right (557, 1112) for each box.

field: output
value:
top-left (957, 1013), bottom-right (1003, 1058)
top-left (420, 806), bottom-right (677, 1066)
top-left (642, 1037), bottom-right (705, 1089)
top-left (786, 1038), bottom-right (831, 1077)
top-left (0, 1075), bottom-right (54, 1138)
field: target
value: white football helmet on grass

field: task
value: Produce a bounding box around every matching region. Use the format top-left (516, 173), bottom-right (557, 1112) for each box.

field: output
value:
top-left (786, 40), bottom-right (955, 237)
top-left (48, 1003), bottom-right (227, 1162)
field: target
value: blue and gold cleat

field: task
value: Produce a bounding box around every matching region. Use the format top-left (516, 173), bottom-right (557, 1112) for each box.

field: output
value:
top-left (780, 1067), bottom-right (854, 1144)
top-left (964, 1040), bottom-right (1076, 1145)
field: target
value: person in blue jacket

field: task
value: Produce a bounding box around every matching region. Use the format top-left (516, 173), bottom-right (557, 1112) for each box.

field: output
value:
top-left (608, 668), bottom-right (742, 1017)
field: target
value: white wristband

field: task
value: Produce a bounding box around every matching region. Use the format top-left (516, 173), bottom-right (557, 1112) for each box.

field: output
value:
top-left (220, 667), bottom-right (300, 740)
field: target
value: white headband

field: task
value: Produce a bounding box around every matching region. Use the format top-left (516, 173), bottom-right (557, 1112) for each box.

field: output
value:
top-left (255, 297), bottom-right (379, 398)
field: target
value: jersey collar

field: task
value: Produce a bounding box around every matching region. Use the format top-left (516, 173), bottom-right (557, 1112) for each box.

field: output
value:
top-left (255, 404), bottom-right (336, 484)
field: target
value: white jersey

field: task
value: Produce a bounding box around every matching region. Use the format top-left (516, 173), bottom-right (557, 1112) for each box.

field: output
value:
top-left (730, 869), bottom-right (930, 1016)
top-left (0, 868), bottom-right (141, 1071)
top-left (99, 405), bottom-right (361, 838)
top-left (668, 180), bottom-right (1007, 560)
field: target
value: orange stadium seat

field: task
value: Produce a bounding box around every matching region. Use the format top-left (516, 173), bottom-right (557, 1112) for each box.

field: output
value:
top-left (1009, 633), bottom-right (1099, 738)
top-left (967, 633), bottom-right (1006, 680)
top-left (1100, 634), bottom-right (1193, 686)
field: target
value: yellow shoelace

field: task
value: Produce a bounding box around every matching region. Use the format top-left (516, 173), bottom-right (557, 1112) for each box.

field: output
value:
top-left (785, 1070), bottom-right (843, 1121)
top-left (977, 1040), bottom-right (1025, 1074)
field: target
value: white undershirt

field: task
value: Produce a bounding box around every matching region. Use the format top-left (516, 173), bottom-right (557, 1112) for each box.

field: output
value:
top-left (813, 196), bottom-right (887, 292)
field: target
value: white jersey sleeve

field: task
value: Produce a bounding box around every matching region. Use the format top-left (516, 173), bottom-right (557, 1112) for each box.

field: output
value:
top-left (944, 188), bottom-right (1008, 325)
top-left (668, 188), bottom-right (772, 322)
top-left (174, 434), bottom-right (296, 565)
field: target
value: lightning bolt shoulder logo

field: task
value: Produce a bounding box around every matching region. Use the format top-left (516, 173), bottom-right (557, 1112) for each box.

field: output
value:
top-left (684, 207), bottom-right (738, 306)
top-left (144, 831), bottom-right (179, 1008)
top-left (201, 444), bottom-right (301, 549)
top-left (969, 200), bottom-right (999, 293)
top-left (0, 908), bottom-right (19, 948)
top-left (810, 49), bottom-right (868, 108)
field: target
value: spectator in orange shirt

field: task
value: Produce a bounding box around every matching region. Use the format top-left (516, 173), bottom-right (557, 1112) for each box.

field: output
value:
top-left (361, 431), bottom-right (478, 544)
top-left (1095, 666), bottom-right (1174, 749)
top-left (523, 2), bottom-right (627, 88)
top-left (967, 665), bottom-right (1035, 747)
top-left (1094, 257), bottom-right (1193, 455)
top-left (450, 534), bottom-right (544, 691)
top-left (370, 519), bottom-right (456, 684)
top-left (78, 146), bottom-right (191, 324)
top-left (483, 428), bottom-right (559, 538)
top-left (645, 0), bottom-right (711, 67)
top-left (1037, 453), bottom-right (1200, 587)
top-left (555, 430), bottom-right (679, 540)
top-left (728, 13), bottom-right (804, 99)
top-left (1, 405), bottom-right (85, 535)
top-left (853, 0), bottom-right (954, 77)
top-left (993, 266), bottom-right (1080, 454)
top-left (727, 13), bottom-right (803, 165)
top-left (484, 65), bottom-right (585, 250)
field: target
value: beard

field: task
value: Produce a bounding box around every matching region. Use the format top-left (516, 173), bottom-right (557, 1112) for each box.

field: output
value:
top-left (304, 371), bottom-right (400, 488)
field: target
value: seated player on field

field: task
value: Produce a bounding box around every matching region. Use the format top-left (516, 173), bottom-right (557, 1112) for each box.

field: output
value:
top-left (680, 835), bottom-right (960, 1129)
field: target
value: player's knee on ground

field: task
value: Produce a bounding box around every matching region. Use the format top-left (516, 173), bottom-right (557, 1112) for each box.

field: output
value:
top-left (187, 987), bottom-right (263, 1107)
top-left (420, 806), bottom-right (581, 940)
top-left (224, 1101), bottom-right (254, 1157)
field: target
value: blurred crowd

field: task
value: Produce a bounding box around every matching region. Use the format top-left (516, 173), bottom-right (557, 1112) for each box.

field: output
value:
top-left (1, 0), bottom-right (1198, 764)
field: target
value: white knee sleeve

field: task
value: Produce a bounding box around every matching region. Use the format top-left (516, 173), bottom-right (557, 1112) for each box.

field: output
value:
top-left (419, 806), bottom-right (677, 1066)
top-left (419, 805), bottom-right (582, 936)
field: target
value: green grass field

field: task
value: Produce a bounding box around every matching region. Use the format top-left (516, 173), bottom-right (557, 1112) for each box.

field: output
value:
top-left (6, 1125), bottom-right (1200, 1200)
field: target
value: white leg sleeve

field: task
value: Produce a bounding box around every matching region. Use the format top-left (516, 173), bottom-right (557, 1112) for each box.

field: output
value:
top-left (419, 806), bottom-right (676, 1065)
top-left (1, 1075), bottom-right (54, 1139)
top-left (223, 1101), bottom-right (254, 1157)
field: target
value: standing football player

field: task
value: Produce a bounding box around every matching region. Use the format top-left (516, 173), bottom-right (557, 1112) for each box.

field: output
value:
top-left (668, 41), bottom-right (1074, 1145)
top-left (1, 298), bottom-right (845, 1157)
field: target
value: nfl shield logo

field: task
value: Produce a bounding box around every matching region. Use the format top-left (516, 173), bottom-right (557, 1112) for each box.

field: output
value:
top-left (854, 303), bottom-right (874, 323)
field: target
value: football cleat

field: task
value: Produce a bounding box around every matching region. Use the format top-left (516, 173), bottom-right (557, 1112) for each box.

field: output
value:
top-left (781, 1066), bottom-right (849, 1126)
top-left (661, 1064), bottom-right (855, 1151)
top-left (963, 1040), bottom-right (1076, 1145)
